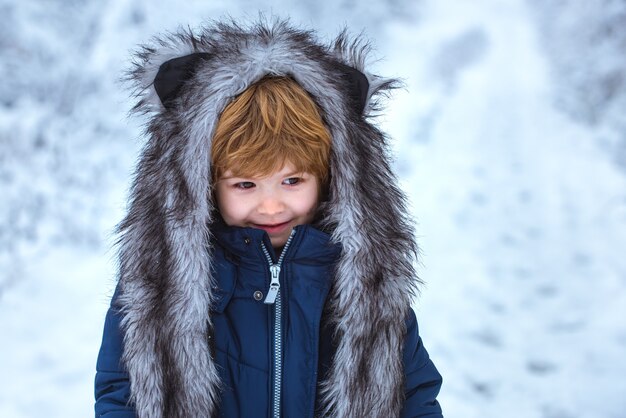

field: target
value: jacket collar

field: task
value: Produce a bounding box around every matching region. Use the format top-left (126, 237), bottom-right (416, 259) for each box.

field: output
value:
top-left (211, 220), bottom-right (342, 265)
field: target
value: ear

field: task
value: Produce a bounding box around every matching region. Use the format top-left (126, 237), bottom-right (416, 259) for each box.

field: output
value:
top-left (153, 52), bottom-right (212, 109)
top-left (332, 62), bottom-right (370, 116)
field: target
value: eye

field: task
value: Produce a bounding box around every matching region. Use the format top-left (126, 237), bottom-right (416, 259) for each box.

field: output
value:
top-left (283, 177), bottom-right (301, 186)
top-left (234, 181), bottom-right (255, 189)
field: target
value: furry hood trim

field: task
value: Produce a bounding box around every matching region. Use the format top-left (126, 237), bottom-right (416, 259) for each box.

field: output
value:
top-left (117, 18), bottom-right (420, 418)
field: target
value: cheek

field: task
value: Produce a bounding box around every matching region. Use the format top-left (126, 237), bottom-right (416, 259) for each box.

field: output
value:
top-left (216, 189), bottom-right (246, 225)
top-left (299, 187), bottom-right (320, 217)
top-left (306, 197), bottom-right (319, 214)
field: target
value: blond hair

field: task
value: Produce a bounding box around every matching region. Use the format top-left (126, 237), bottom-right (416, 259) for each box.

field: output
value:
top-left (211, 77), bottom-right (331, 185)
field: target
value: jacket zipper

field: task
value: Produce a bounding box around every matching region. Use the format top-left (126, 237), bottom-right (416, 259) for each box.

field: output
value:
top-left (261, 229), bottom-right (295, 418)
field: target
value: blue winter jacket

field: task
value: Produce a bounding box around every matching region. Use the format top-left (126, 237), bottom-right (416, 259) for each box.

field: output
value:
top-left (95, 224), bottom-right (443, 417)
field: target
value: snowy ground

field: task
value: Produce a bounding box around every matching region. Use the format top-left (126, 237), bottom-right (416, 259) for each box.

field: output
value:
top-left (1, 0), bottom-right (625, 417)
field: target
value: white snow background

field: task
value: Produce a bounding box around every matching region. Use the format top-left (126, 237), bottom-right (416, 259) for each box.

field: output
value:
top-left (1, 0), bottom-right (626, 417)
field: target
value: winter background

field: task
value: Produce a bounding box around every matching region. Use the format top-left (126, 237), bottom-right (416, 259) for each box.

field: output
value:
top-left (2, 0), bottom-right (626, 417)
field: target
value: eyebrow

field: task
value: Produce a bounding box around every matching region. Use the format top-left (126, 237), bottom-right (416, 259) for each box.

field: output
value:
top-left (219, 171), bottom-right (307, 181)
top-left (281, 171), bottom-right (305, 178)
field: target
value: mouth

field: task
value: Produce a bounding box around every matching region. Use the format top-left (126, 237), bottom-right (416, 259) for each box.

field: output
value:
top-left (252, 221), bottom-right (291, 234)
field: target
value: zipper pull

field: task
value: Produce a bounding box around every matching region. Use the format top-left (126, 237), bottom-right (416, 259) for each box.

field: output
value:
top-left (263, 264), bottom-right (281, 304)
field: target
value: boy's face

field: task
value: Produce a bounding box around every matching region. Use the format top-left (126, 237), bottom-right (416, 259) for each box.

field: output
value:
top-left (215, 161), bottom-right (319, 249)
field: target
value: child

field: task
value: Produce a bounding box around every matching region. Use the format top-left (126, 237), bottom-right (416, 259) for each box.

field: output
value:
top-left (95, 19), bottom-right (443, 418)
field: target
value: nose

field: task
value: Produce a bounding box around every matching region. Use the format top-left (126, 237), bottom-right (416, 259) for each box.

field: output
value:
top-left (257, 192), bottom-right (285, 216)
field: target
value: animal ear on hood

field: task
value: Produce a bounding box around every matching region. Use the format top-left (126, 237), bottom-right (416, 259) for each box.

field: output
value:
top-left (153, 52), bottom-right (212, 109)
top-left (332, 61), bottom-right (369, 115)
top-left (153, 52), bottom-right (369, 115)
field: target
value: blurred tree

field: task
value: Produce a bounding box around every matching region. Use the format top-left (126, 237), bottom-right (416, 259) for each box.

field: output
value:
top-left (529, 0), bottom-right (626, 166)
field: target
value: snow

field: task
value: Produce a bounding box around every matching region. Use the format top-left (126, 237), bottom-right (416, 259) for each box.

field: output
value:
top-left (1, 0), bottom-right (625, 417)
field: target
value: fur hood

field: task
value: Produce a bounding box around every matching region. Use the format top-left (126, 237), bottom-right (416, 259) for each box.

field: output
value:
top-left (117, 18), bottom-right (421, 418)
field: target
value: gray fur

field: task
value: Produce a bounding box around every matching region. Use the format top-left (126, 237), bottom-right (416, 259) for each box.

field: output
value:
top-left (118, 17), bottom-right (421, 418)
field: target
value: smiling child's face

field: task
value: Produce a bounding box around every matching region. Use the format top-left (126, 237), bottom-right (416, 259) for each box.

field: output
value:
top-left (215, 161), bottom-right (320, 249)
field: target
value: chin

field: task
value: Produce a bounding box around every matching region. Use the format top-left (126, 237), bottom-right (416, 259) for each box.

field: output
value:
top-left (270, 237), bottom-right (287, 248)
